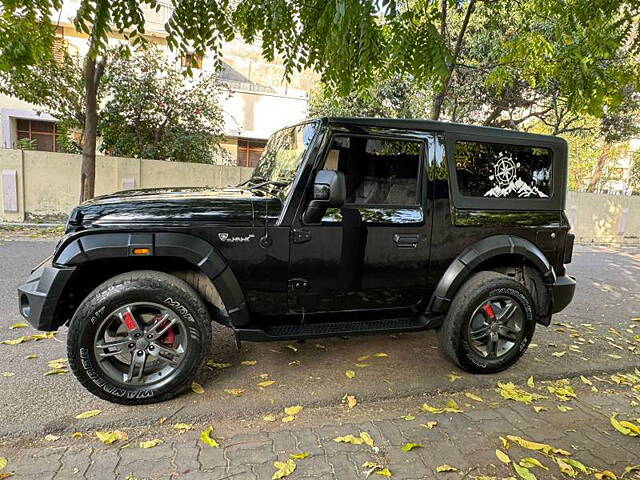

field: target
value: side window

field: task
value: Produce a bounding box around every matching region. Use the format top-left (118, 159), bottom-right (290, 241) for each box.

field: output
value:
top-left (455, 141), bottom-right (552, 198)
top-left (322, 135), bottom-right (421, 206)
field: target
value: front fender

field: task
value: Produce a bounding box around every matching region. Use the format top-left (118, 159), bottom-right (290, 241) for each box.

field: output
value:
top-left (428, 234), bottom-right (555, 315)
top-left (54, 231), bottom-right (250, 327)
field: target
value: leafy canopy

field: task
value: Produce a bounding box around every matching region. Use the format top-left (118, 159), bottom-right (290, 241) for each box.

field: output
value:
top-left (99, 48), bottom-right (229, 164)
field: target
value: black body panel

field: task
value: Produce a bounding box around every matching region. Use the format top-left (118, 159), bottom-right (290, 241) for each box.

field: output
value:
top-left (18, 116), bottom-right (576, 338)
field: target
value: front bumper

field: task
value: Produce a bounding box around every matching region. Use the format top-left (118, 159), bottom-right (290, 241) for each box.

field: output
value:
top-left (17, 258), bottom-right (75, 331)
top-left (551, 275), bottom-right (576, 314)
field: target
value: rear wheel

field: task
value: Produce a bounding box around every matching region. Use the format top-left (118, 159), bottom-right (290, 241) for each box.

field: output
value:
top-left (67, 270), bottom-right (211, 404)
top-left (438, 271), bottom-right (535, 373)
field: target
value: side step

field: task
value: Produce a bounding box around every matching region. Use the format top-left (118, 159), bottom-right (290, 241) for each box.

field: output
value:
top-left (236, 315), bottom-right (440, 342)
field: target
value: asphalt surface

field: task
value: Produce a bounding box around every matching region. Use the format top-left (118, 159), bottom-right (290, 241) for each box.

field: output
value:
top-left (0, 239), bottom-right (638, 440)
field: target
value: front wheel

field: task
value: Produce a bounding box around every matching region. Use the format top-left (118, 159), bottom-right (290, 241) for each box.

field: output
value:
top-left (438, 271), bottom-right (535, 373)
top-left (67, 270), bottom-right (212, 405)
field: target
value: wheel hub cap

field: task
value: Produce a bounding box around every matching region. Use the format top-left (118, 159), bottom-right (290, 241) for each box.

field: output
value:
top-left (467, 295), bottom-right (525, 359)
top-left (93, 302), bottom-right (188, 386)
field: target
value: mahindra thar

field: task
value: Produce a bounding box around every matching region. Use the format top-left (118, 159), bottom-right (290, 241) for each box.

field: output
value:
top-left (18, 117), bottom-right (576, 404)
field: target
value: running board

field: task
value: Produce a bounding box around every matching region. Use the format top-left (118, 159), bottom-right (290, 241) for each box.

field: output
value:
top-left (235, 315), bottom-right (440, 341)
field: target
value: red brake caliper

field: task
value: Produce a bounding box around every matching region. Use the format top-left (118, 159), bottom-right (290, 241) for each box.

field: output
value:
top-left (123, 311), bottom-right (137, 331)
top-left (155, 315), bottom-right (175, 347)
top-left (483, 303), bottom-right (496, 320)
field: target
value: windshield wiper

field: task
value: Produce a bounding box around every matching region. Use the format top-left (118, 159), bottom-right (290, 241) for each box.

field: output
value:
top-left (247, 179), bottom-right (288, 191)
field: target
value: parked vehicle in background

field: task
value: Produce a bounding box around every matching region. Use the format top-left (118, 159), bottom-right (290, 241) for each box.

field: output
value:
top-left (18, 117), bottom-right (576, 404)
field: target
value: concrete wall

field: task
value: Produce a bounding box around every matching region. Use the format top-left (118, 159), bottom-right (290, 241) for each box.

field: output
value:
top-left (2, 149), bottom-right (639, 244)
top-left (0, 149), bottom-right (253, 221)
top-left (566, 191), bottom-right (639, 244)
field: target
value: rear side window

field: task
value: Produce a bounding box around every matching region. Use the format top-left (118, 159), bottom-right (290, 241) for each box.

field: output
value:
top-left (455, 141), bottom-right (552, 198)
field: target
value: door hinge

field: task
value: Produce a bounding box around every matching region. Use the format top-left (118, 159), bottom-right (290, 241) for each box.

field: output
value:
top-left (288, 278), bottom-right (309, 292)
top-left (291, 228), bottom-right (311, 244)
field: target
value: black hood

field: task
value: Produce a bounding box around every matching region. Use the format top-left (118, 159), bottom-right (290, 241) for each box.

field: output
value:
top-left (73, 186), bottom-right (282, 227)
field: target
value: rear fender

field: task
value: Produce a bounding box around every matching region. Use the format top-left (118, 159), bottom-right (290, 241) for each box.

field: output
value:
top-left (428, 235), bottom-right (555, 321)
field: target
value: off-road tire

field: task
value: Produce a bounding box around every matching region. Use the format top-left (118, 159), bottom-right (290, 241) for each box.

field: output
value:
top-left (438, 271), bottom-right (535, 373)
top-left (67, 270), bottom-right (212, 405)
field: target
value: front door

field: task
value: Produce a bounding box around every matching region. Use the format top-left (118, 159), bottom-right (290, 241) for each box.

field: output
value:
top-left (288, 131), bottom-right (432, 315)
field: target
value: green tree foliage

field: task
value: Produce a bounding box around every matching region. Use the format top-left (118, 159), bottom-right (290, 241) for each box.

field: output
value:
top-left (0, 51), bottom-right (87, 152)
top-left (99, 49), bottom-right (228, 164)
top-left (629, 151), bottom-right (640, 193)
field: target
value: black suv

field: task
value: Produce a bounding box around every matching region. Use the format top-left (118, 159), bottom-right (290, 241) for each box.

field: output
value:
top-left (18, 117), bottom-right (576, 404)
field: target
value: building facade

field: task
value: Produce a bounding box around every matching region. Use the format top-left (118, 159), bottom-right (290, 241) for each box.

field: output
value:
top-left (0, 2), bottom-right (313, 167)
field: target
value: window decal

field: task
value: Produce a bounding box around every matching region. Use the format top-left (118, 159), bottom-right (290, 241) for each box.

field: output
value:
top-left (484, 156), bottom-right (548, 198)
top-left (455, 141), bottom-right (552, 199)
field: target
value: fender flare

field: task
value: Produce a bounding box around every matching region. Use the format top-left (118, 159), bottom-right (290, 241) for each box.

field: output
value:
top-left (427, 234), bottom-right (555, 315)
top-left (54, 231), bottom-right (250, 327)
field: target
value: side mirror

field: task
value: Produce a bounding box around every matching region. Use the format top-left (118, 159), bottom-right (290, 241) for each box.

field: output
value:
top-left (309, 170), bottom-right (346, 208)
top-left (303, 170), bottom-right (346, 224)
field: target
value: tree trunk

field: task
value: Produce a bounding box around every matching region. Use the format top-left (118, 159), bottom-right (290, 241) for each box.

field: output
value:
top-left (80, 55), bottom-right (98, 202)
top-left (430, 0), bottom-right (476, 121)
top-left (586, 143), bottom-right (611, 193)
top-left (79, 54), bottom-right (106, 202)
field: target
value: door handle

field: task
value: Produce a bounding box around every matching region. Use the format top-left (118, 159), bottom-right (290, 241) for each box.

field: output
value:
top-left (393, 233), bottom-right (419, 248)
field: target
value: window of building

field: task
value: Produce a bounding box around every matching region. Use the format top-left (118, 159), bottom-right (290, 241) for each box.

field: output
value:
top-left (181, 53), bottom-right (203, 69)
top-left (15, 119), bottom-right (58, 152)
top-left (455, 141), bottom-right (553, 198)
top-left (237, 138), bottom-right (267, 167)
top-left (321, 135), bottom-right (421, 206)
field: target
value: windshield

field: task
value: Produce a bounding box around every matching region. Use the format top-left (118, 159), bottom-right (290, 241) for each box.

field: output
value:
top-left (250, 122), bottom-right (319, 199)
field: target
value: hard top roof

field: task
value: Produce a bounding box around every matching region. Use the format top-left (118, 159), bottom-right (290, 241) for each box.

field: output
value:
top-left (317, 116), bottom-right (567, 146)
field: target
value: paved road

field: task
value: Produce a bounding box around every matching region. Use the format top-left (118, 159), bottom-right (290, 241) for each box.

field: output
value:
top-left (0, 239), bottom-right (638, 440)
top-left (1, 379), bottom-right (639, 479)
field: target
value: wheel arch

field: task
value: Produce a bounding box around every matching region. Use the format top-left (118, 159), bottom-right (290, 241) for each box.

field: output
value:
top-left (52, 232), bottom-right (249, 329)
top-left (428, 235), bottom-right (555, 324)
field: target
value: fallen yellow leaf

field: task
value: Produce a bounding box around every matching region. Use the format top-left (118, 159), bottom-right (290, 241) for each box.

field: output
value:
top-left (191, 382), bottom-right (205, 394)
top-left (496, 449), bottom-right (510, 464)
top-left (139, 439), bottom-right (163, 449)
top-left (207, 361), bottom-right (232, 369)
top-left (290, 452), bottom-right (309, 460)
top-left (421, 421), bottom-right (437, 429)
top-left (496, 382), bottom-right (546, 404)
top-left (465, 392), bottom-right (483, 402)
top-left (263, 414), bottom-right (277, 422)
top-left (8, 323), bottom-right (28, 329)
top-left (96, 430), bottom-right (128, 445)
top-left (520, 457), bottom-right (548, 470)
top-left (257, 380), bottom-right (276, 388)
top-left (172, 423), bottom-right (193, 433)
top-left (241, 360), bottom-right (257, 366)
top-left (402, 442), bottom-right (423, 452)
top-left (513, 463), bottom-right (537, 480)
top-left (75, 410), bottom-right (101, 419)
top-left (373, 353), bottom-right (388, 358)
top-left (344, 395), bottom-right (357, 408)
top-left (505, 435), bottom-right (571, 456)
top-left (284, 405), bottom-right (304, 416)
top-left (200, 426), bottom-right (219, 447)
top-left (436, 464), bottom-right (458, 472)
top-left (224, 388), bottom-right (243, 396)
top-left (272, 459), bottom-right (296, 479)
top-left (345, 370), bottom-right (356, 378)
top-left (281, 415), bottom-right (295, 423)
